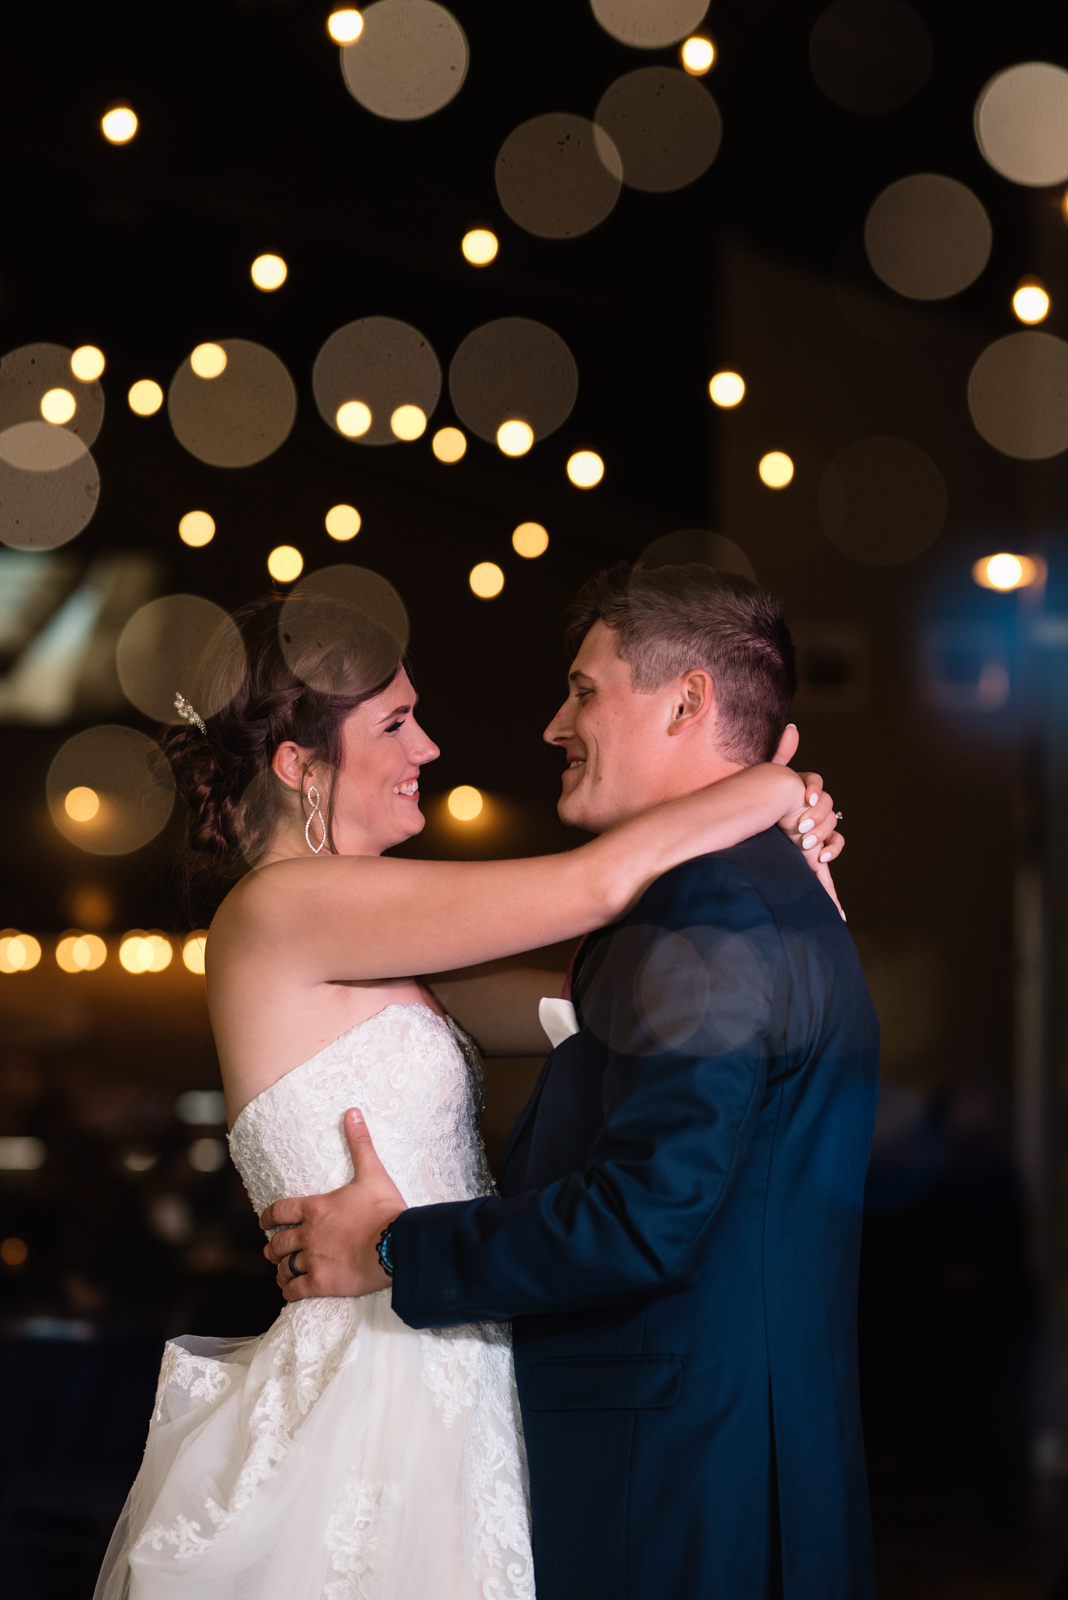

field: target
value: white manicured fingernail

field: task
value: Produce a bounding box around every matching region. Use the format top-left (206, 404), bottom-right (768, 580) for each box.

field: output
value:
top-left (803, 834), bottom-right (817, 850)
top-left (820, 850), bottom-right (832, 862)
top-left (798, 818), bottom-right (814, 834)
top-left (808, 792), bottom-right (818, 806)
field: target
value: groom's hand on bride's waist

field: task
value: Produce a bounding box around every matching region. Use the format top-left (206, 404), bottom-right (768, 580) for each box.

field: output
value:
top-left (261, 1109), bottom-right (407, 1302)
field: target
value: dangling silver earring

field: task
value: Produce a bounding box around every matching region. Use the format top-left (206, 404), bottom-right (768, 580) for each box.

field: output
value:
top-left (305, 785), bottom-right (327, 854)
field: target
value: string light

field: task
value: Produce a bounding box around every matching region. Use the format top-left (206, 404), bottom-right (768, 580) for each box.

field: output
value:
top-left (469, 562), bottom-right (504, 598)
top-left (182, 933), bottom-right (208, 975)
top-left (190, 343), bottom-right (227, 378)
top-left (497, 420), bottom-right (533, 456)
top-left (251, 254), bottom-right (287, 291)
top-left (448, 785), bottom-right (483, 820)
top-left (71, 346), bottom-right (105, 382)
top-left (325, 504), bottom-right (361, 540)
top-left (391, 404), bottom-right (427, 440)
top-left (41, 388), bottom-right (76, 424)
top-left (512, 522), bottom-right (548, 558)
top-left (64, 786), bottom-right (100, 822)
top-left (328, 8), bottom-right (363, 42)
top-left (56, 933), bottom-right (107, 973)
top-left (128, 380), bottom-right (163, 416)
top-left (709, 371), bottom-right (745, 407)
top-left (268, 545), bottom-right (303, 582)
top-left (337, 401), bottom-right (372, 437)
top-left (432, 427), bottom-right (467, 462)
top-left (101, 107), bottom-right (137, 144)
top-left (567, 451), bottom-right (604, 488)
top-left (972, 552), bottom-right (1043, 591)
top-left (758, 451), bottom-right (794, 488)
top-left (681, 37), bottom-right (715, 74)
top-left (179, 511), bottom-right (215, 548)
top-left (462, 229), bottom-right (499, 265)
top-left (0, 933), bottom-right (42, 974)
top-left (1013, 279), bottom-right (1050, 324)
top-left (119, 933), bottom-right (173, 974)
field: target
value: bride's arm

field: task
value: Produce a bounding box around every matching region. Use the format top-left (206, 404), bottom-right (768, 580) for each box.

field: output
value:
top-left (219, 762), bottom-right (807, 984)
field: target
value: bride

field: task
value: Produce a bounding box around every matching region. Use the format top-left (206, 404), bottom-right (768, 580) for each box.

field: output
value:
top-left (94, 586), bottom-right (842, 1600)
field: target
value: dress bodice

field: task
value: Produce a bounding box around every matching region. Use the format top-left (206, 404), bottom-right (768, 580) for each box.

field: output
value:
top-left (228, 1004), bottom-right (495, 1217)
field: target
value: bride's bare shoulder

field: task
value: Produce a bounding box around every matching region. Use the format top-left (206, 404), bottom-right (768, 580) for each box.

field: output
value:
top-left (210, 856), bottom-right (379, 950)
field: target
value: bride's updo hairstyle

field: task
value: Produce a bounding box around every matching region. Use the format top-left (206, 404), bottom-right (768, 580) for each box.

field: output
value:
top-left (161, 590), bottom-right (403, 879)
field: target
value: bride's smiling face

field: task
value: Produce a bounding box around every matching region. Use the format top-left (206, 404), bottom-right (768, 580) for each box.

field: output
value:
top-left (323, 668), bottom-right (440, 857)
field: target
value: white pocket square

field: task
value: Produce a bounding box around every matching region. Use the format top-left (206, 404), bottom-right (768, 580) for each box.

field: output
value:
top-left (539, 996), bottom-right (579, 1050)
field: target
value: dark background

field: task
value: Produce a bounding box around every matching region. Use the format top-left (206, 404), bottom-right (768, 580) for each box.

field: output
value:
top-left (1, 1), bottom-right (1066, 1595)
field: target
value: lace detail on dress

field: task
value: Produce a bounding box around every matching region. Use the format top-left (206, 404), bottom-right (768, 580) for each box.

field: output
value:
top-left (152, 1342), bottom-right (231, 1422)
top-left (322, 1476), bottom-right (404, 1600)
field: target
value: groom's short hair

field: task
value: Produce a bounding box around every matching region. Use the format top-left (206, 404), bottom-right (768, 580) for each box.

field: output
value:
top-left (567, 562), bottom-right (796, 765)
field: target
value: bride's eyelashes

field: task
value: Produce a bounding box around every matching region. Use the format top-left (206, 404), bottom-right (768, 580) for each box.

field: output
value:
top-left (384, 719), bottom-right (406, 733)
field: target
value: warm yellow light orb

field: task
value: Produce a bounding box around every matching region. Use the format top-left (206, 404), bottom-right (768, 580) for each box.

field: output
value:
top-left (328, 7), bottom-right (363, 42)
top-left (709, 370), bottom-right (745, 407)
top-left (119, 934), bottom-right (150, 974)
top-left (567, 450), bottom-right (604, 488)
top-left (190, 342), bottom-right (227, 378)
top-left (972, 552), bottom-right (1041, 591)
top-left (681, 36), bottom-right (715, 74)
top-left (40, 388), bottom-right (76, 425)
top-left (391, 404), bottom-right (427, 440)
top-left (268, 545), bottom-right (304, 583)
top-left (497, 420), bottom-right (534, 457)
top-left (56, 932), bottom-right (105, 973)
top-left (0, 933), bottom-right (42, 974)
top-left (325, 504), bottom-right (361, 540)
top-left (179, 510), bottom-right (215, 548)
top-left (1, 1237), bottom-right (28, 1266)
top-left (432, 426), bottom-right (467, 462)
top-left (71, 345), bottom-right (105, 382)
top-left (462, 229), bottom-right (499, 265)
top-left (128, 379), bottom-right (163, 416)
top-left (146, 934), bottom-right (172, 972)
top-left (182, 932), bottom-right (208, 975)
top-left (337, 400), bottom-right (372, 437)
top-left (469, 562), bottom-right (505, 599)
top-left (1013, 281), bottom-right (1050, 324)
top-left (512, 521), bottom-right (549, 558)
top-left (64, 786), bottom-right (100, 822)
top-left (758, 451), bottom-right (794, 488)
top-left (101, 106), bottom-right (137, 144)
top-left (448, 785), bottom-right (484, 821)
top-left (251, 254), bottom-right (287, 291)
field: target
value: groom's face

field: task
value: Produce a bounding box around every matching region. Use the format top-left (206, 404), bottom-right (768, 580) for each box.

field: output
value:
top-left (544, 620), bottom-right (687, 834)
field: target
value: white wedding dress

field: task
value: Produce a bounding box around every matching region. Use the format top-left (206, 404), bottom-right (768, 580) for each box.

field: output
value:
top-left (94, 1004), bottom-right (535, 1600)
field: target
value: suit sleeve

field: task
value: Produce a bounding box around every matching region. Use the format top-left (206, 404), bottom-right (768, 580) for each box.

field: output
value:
top-left (390, 858), bottom-right (787, 1328)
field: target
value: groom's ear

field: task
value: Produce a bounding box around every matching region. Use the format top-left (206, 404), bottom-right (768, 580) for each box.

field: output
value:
top-left (667, 669), bottom-right (716, 735)
top-left (771, 723), bottom-right (799, 766)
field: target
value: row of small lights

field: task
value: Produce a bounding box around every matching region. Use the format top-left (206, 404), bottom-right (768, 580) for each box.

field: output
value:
top-left (0, 928), bottom-right (208, 975)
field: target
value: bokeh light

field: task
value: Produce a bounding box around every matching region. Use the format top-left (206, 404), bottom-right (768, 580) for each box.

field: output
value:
top-left (101, 106), bottom-right (137, 143)
top-left (169, 339), bottom-right (296, 467)
top-left (337, 401), bottom-right (372, 436)
top-left (340, 0), bottom-right (469, 121)
top-left (512, 522), bottom-right (549, 558)
top-left (55, 932), bottom-right (107, 973)
top-left (595, 68), bottom-right (722, 193)
top-left (972, 553), bottom-right (1043, 592)
top-left (758, 451), bottom-right (794, 488)
top-left (432, 426), bottom-right (466, 462)
top-left (819, 436), bottom-right (947, 565)
top-left (567, 450), bottom-right (604, 488)
top-left (864, 174), bottom-right (992, 301)
top-left (390, 403), bottom-right (427, 440)
top-left (967, 332), bottom-right (1068, 460)
top-left (119, 933), bottom-right (173, 974)
top-left (681, 36), bottom-right (714, 73)
top-left (190, 343), bottom-right (227, 379)
top-left (496, 114), bottom-right (621, 239)
top-left (40, 388), bottom-right (76, 425)
top-left (182, 932), bottom-right (208, 975)
top-left (280, 565), bottom-right (410, 676)
top-left (641, 528), bottom-right (757, 579)
top-left (64, 786), bottom-right (100, 822)
top-left (117, 594), bottom-right (247, 723)
top-left (1, 1236), bottom-right (29, 1264)
top-left (0, 1139), bottom-right (45, 1170)
top-left (0, 933), bottom-right (42, 974)
top-left (314, 318), bottom-right (441, 446)
top-left (325, 504), bottom-right (362, 540)
top-left (47, 727), bottom-right (176, 854)
top-left (128, 380), bottom-right (163, 416)
top-left (448, 785), bottom-right (484, 820)
top-left (469, 562), bottom-right (504, 598)
top-left (0, 424), bottom-right (100, 552)
top-left (449, 318), bottom-right (578, 446)
top-left (462, 229), bottom-right (498, 265)
top-left (709, 371), bottom-right (745, 407)
top-left (328, 7), bottom-right (364, 42)
top-left (188, 1137), bottom-right (227, 1173)
top-left (809, 0), bottom-right (931, 114)
top-left (497, 420), bottom-right (534, 456)
top-left (975, 63), bottom-right (1068, 187)
top-left (251, 254), bottom-right (287, 290)
top-left (1013, 280), bottom-right (1050, 324)
top-left (268, 545), bottom-right (304, 583)
top-left (592, 0), bottom-right (709, 48)
top-left (179, 510), bottom-right (215, 547)
top-left (71, 346), bottom-right (105, 382)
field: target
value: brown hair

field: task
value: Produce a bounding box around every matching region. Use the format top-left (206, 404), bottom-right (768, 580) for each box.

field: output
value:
top-left (566, 561), bottom-right (796, 764)
top-left (160, 591), bottom-right (402, 882)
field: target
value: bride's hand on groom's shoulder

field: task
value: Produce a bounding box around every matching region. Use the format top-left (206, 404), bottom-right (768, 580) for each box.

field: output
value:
top-left (770, 732), bottom-right (846, 920)
top-left (260, 1110), bottom-right (407, 1302)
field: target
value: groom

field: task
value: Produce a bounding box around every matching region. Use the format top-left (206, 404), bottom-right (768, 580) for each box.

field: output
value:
top-left (263, 561), bottom-right (880, 1599)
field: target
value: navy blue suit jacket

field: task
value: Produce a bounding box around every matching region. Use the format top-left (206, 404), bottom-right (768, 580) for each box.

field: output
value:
top-left (392, 829), bottom-right (880, 1599)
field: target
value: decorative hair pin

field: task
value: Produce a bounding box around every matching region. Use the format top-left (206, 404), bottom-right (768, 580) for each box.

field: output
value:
top-left (174, 692), bottom-right (207, 735)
